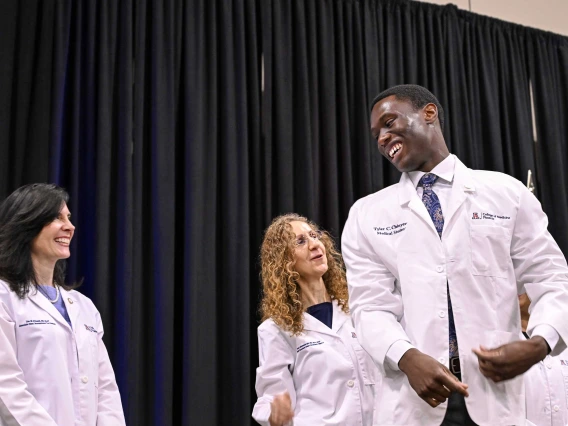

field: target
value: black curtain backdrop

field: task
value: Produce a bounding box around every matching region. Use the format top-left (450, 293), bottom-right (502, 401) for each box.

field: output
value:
top-left (1, 0), bottom-right (567, 425)
top-left (527, 33), bottom-right (568, 257)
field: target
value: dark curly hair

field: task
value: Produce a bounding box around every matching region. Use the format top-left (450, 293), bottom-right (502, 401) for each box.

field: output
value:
top-left (259, 213), bottom-right (349, 335)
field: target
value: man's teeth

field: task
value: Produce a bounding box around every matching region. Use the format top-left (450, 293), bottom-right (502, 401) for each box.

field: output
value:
top-left (389, 143), bottom-right (402, 158)
top-left (55, 238), bottom-right (70, 244)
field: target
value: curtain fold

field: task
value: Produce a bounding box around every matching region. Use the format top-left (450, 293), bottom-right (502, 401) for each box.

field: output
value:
top-left (132, 0), bottom-right (260, 424)
top-left (526, 33), bottom-right (568, 254)
top-left (0, 1), bottom-right (56, 194)
top-left (260, 0), bottom-right (371, 237)
top-left (1, 0), bottom-right (260, 424)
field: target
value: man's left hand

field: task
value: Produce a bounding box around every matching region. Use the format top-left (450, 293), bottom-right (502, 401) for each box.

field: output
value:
top-left (472, 337), bottom-right (549, 382)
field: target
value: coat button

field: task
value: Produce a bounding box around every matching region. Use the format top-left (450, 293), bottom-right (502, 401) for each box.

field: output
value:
top-left (81, 376), bottom-right (89, 384)
top-left (436, 266), bottom-right (444, 273)
top-left (546, 362), bottom-right (552, 369)
top-left (347, 380), bottom-right (354, 388)
top-left (553, 405), bottom-right (559, 412)
top-left (438, 311), bottom-right (446, 318)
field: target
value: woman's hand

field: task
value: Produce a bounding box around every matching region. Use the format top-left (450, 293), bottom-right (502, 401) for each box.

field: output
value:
top-left (269, 392), bottom-right (293, 426)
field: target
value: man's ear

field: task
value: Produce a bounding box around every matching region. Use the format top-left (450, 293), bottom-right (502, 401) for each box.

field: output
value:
top-left (423, 103), bottom-right (438, 125)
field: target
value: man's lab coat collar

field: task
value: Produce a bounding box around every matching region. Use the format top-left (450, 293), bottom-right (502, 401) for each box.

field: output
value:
top-left (398, 154), bottom-right (476, 207)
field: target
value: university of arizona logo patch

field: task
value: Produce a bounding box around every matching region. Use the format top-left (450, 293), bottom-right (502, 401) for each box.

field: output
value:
top-left (351, 332), bottom-right (357, 338)
top-left (472, 212), bottom-right (511, 220)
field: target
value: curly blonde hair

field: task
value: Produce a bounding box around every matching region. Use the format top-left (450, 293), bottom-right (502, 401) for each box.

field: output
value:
top-left (259, 213), bottom-right (349, 335)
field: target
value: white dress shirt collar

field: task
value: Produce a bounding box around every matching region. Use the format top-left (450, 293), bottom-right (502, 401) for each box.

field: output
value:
top-left (408, 153), bottom-right (456, 188)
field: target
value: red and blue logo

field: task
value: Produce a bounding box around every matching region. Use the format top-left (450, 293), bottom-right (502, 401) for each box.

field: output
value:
top-left (84, 324), bottom-right (97, 333)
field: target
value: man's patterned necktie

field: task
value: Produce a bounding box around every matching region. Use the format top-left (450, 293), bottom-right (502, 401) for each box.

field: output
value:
top-left (419, 173), bottom-right (459, 358)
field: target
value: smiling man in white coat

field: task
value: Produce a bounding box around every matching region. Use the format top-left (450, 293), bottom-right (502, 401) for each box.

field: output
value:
top-left (341, 84), bottom-right (568, 425)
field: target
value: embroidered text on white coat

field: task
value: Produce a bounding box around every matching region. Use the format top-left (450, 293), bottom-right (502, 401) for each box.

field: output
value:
top-left (19, 319), bottom-right (56, 327)
top-left (374, 223), bottom-right (407, 236)
top-left (297, 341), bottom-right (324, 353)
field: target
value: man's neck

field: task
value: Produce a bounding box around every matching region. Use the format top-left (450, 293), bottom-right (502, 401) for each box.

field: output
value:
top-left (419, 150), bottom-right (450, 173)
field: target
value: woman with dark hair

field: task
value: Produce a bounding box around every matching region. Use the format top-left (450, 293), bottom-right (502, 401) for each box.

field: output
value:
top-left (252, 214), bottom-right (378, 426)
top-left (0, 183), bottom-right (125, 426)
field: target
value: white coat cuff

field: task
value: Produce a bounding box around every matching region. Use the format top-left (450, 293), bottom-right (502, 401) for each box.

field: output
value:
top-left (251, 395), bottom-right (273, 426)
top-left (385, 340), bottom-right (415, 371)
top-left (531, 325), bottom-right (560, 352)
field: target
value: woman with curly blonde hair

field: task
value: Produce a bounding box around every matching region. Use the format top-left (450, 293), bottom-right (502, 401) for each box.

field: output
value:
top-left (252, 213), bottom-right (378, 426)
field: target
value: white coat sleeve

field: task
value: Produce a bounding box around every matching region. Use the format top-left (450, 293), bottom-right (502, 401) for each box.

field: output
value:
top-left (0, 299), bottom-right (58, 426)
top-left (342, 201), bottom-right (412, 374)
top-left (95, 311), bottom-right (126, 425)
top-left (511, 184), bottom-right (568, 355)
top-left (252, 324), bottom-right (296, 426)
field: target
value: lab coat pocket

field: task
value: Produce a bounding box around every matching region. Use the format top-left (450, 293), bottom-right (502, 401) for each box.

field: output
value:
top-left (470, 225), bottom-right (511, 278)
top-left (353, 345), bottom-right (376, 385)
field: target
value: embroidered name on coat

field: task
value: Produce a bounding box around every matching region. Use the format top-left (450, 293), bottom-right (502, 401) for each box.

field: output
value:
top-left (297, 341), bottom-right (324, 353)
top-left (19, 319), bottom-right (56, 327)
top-left (374, 223), bottom-right (407, 236)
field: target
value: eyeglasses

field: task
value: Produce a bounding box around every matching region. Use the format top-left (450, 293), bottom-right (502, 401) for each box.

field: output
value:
top-left (294, 230), bottom-right (323, 247)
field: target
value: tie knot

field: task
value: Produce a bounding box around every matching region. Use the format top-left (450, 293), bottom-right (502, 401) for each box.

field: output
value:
top-left (420, 173), bottom-right (438, 187)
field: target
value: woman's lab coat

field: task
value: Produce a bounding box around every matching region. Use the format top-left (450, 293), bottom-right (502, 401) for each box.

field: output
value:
top-left (0, 280), bottom-right (126, 426)
top-left (252, 300), bottom-right (378, 426)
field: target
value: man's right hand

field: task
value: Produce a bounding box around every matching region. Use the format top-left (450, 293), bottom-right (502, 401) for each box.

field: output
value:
top-left (398, 348), bottom-right (469, 408)
top-left (269, 392), bottom-right (293, 426)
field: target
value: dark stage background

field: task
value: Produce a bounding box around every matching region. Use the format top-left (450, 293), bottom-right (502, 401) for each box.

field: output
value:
top-left (1, 0), bottom-right (567, 424)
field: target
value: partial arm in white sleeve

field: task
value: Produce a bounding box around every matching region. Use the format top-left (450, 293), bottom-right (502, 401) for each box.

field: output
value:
top-left (342, 201), bottom-right (413, 374)
top-left (252, 323), bottom-right (296, 426)
top-left (0, 300), bottom-right (58, 425)
top-left (95, 310), bottom-right (126, 425)
top-left (511, 184), bottom-right (568, 355)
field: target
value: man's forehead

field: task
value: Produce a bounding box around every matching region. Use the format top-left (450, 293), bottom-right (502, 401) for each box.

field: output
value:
top-left (371, 96), bottom-right (418, 124)
top-left (373, 95), bottom-right (411, 114)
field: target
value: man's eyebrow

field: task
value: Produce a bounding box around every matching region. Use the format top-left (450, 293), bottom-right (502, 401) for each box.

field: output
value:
top-left (371, 112), bottom-right (388, 133)
top-left (376, 110), bottom-right (393, 123)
